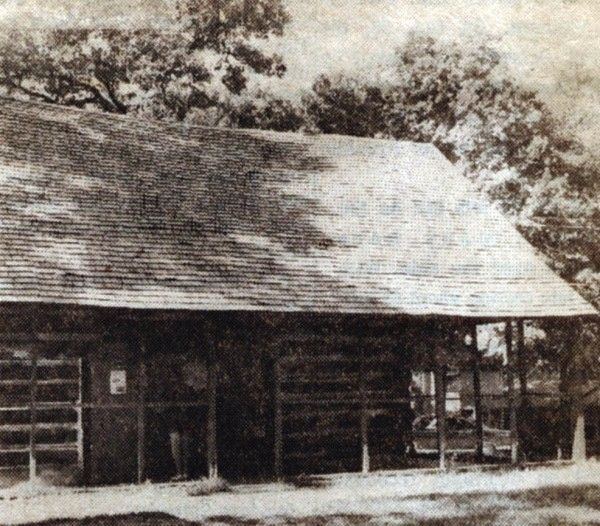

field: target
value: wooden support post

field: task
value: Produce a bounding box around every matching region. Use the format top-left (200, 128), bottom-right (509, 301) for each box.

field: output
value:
top-left (516, 319), bottom-right (527, 461)
top-left (516, 320), bottom-right (527, 401)
top-left (359, 347), bottom-right (369, 474)
top-left (29, 348), bottom-right (39, 482)
top-left (572, 407), bottom-right (587, 463)
top-left (76, 357), bottom-right (84, 471)
top-left (434, 364), bottom-right (447, 470)
top-left (471, 325), bottom-right (484, 463)
top-left (207, 344), bottom-right (218, 480)
top-left (136, 339), bottom-right (147, 484)
top-left (273, 353), bottom-right (283, 480)
top-left (505, 320), bottom-right (518, 464)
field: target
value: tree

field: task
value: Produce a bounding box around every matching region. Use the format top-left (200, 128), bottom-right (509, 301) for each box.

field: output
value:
top-left (0, 0), bottom-right (289, 124)
top-left (302, 75), bottom-right (386, 137)
top-left (224, 91), bottom-right (305, 131)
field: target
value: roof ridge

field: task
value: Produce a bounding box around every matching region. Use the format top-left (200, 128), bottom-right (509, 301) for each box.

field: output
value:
top-left (0, 94), bottom-right (432, 150)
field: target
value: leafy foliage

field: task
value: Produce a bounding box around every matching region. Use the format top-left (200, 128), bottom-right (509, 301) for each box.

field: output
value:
top-left (0, 0), bottom-right (289, 123)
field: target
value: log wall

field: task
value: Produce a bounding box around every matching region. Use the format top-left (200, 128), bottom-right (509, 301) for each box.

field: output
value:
top-left (275, 330), bottom-right (412, 476)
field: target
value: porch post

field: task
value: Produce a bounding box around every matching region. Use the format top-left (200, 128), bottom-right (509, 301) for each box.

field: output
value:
top-left (516, 319), bottom-right (527, 461)
top-left (76, 358), bottom-right (84, 471)
top-left (273, 353), bottom-right (283, 480)
top-left (572, 406), bottom-right (587, 463)
top-left (470, 324), bottom-right (484, 463)
top-left (516, 320), bottom-right (527, 401)
top-left (434, 362), bottom-right (447, 470)
top-left (28, 347), bottom-right (39, 482)
top-left (505, 319), bottom-right (518, 464)
top-left (207, 341), bottom-right (218, 480)
top-left (136, 336), bottom-right (147, 484)
top-left (359, 346), bottom-right (369, 474)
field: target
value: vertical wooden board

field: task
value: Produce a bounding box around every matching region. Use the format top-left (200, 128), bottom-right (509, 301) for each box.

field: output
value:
top-left (273, 355), bottom-right (283, 479)
top-left (137, 357), bottom-right (147, 484)
top-left (206, 346), bottom-right (218, 480)
top-left (434, 365), bottom-right (447, 470)
top-left (572, 411), bottom-right (587, 462)
top-left (359, 346), bottom-right (369, 474)
top-left (505, 320), bottom-right (518, 464)
top-left (76, 358), bottom-right (84, 470)
top-left (471, 324), bottom-right (484, 463)
top-left (29, 348), bottom-right (39, 481)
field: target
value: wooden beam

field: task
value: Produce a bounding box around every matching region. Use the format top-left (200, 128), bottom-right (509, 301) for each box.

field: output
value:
top-left (359, 346), bottom-right (369, 474)
top-left (516, 320), bottom-right (527, 399)
top-left (76, 357), bottom-right (84, 471)
top-left (516, 319), bottom-right (528, 461)
top-left (136, 339), bottom-right (147, 484)
top-left (572, 408), bottom-right (587, 463)
top-left (471, 324), bottom-right (484, 463)
top-left (273, 354), bottom-right (283, 480)
top-left (434, 364), bottom-right (447, 470)
top-left (29, 348), bottom-right (39, 482)
top-left (206, 343), bottom-right (218, 480)
top-left (0, 333), bottom-right (103, 343)
top-left (505, 320), bottom-right (518, 464)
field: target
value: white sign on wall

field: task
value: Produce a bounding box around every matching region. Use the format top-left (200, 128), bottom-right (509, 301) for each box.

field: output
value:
top-left (110, 369), bottom-right (127, 395)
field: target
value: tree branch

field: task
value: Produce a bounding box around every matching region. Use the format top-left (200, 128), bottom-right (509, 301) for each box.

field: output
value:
top-left (11, 82), bottom-right (58, 104)
top-left (71, 78), bottom-right (124, 114)
top-left (96, 75), bottom-right (128, 114)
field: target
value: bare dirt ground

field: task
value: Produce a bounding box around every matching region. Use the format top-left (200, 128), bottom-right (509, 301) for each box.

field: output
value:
top-left (4, 463), bottom-right (600, 525)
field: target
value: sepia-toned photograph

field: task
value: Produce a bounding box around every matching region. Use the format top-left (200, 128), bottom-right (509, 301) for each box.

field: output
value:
top-left (0, 1), bottom-right (600, 524)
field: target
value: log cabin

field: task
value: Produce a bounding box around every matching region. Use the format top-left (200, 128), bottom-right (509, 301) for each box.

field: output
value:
top-left (0, 97), bottom-right (596, 486)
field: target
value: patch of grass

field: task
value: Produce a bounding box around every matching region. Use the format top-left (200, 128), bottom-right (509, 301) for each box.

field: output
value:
top-left (23, 513), bottom-right (192, 526)
top-left (515, 485), bottom-right (600, 510)
top-left (404, 513), bottom-right (498, 526)
top-left (287, 475), bottom-right (330, 489)
top-left (203, 516), bottom-right (261, 525)
top-left (24, 514), bottom-right (372, 526)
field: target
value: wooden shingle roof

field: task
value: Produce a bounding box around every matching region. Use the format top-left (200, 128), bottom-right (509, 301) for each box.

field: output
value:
top-left (0, 98), bottom-right (596, 318)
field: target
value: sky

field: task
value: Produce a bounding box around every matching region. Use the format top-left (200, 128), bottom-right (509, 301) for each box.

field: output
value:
top-left (0, 0), bottom-right (599, 147)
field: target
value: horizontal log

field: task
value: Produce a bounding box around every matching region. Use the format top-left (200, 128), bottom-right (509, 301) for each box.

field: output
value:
top-left (0, 400), bottom-right (210, 411)
top-left (285, 428), bottom-right (361, 440)
top-left (0, 358), bottom-right (80, 366)
top-left (0, 379), bottom-right (79, 386)
top-left (0, 334), bottom-right (101, 343)
top-left (0, 442), bottom-right (78, 453)
top-left (281, 355), bottom-right (401, 365)
top-left (281, 393), bottom-right (413, 404)
top-left (281, 376), bottom-right (358, 385)
top-left (273, 334), bottom-right (403, 345)
top-left (0, 423), bottom-right (79, 432)
top-left (284, 446), bottom-right (360, 460)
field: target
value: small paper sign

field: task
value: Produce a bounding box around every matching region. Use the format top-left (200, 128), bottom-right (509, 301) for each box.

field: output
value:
top-left (110, 369), bottom-right (127, 395)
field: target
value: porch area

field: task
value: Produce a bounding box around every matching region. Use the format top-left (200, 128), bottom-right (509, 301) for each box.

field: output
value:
top-left (0, 305), bottom-right (590, 488)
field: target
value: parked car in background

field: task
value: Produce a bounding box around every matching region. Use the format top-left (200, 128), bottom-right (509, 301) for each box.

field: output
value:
top-left (412, 415), bottom-right (511, 458)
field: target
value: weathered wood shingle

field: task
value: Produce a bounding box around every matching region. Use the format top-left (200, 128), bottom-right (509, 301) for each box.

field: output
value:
top-left (0, 97), bottom-right (595, 317)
